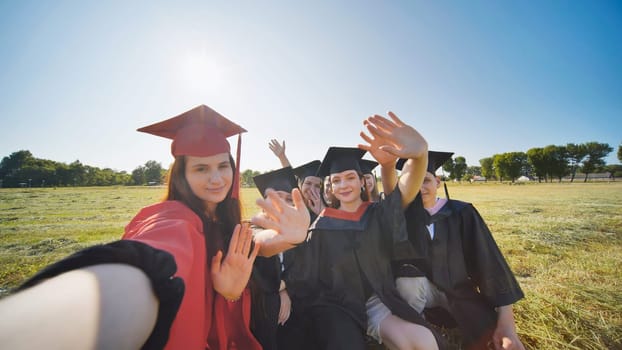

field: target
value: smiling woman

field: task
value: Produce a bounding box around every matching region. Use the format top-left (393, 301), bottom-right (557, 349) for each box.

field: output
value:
top-left (0, 105), bottom-right (311, 350)
top-left (184, 154), bottom-right (234, 216)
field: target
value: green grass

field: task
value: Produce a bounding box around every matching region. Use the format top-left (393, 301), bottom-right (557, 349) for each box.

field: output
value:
top-left (1, 182), bottom-right (621, 349)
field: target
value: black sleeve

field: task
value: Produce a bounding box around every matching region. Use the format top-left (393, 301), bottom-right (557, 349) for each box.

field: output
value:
top-left (18, 240), bottom-right (185, 350)
top-left (461, 205), bottom-right (524, 306)
top-left (391, 194), bottom-right (428, 277)
top-left (378, 185), bottom-right (409, 245)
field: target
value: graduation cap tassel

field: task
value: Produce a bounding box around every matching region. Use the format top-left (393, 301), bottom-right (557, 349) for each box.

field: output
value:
top-left (233, 133), bottom-right (242, 199)
top-left (439, 159), bottom-right (456, 212)
top-left (440, 161), bottom-right (451, 201)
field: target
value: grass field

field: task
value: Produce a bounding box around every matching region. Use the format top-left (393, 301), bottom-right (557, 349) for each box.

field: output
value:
top-left (1, 182), bottom-right (621, 349)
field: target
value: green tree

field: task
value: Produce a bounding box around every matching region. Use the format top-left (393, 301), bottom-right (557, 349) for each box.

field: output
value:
top-left (114, 171), bottom-right (132, 185)
top-left (618, 144), bottom-right (621, 163)
top-left (241, 169), bottom-right (262, 187)
top-left (452, 156), bottom-right (467, 182)
top-left (0, 150), bottom-right (35, 186)
top-left (131, 166), bottom-right (146, 185)
top-left (479, 157), bottom-right (494, 181)
top-left (493, 154), bottom-right (507, 182)
top-left (0, 151), bottom-right (134, 187)
top-left (543, 145), bottom-right (568, 182)
top-left (463, 166), bottom-right (482, 182)
top-left (527, 147), bottom-right (547, 182)
top-left (580, 142), bottom-right (613, 182)
top-left (605, 164), bottom-right (622, 181)
top-left (442, 157), bottom-right (455, 179)
top-left (55, 163), bottom-right (72, 186)
top-left (494, 152), bottom-right (528, 182)
top-left (69, 161), bottom-right (86, 186)
top-left (566, 143), bottom-right (587, 182)
top-left (143, 160), bottom-right (164, 184)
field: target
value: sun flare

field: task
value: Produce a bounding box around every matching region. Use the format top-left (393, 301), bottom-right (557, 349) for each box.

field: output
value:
top-left (179, 51), bottom-right (226, 90)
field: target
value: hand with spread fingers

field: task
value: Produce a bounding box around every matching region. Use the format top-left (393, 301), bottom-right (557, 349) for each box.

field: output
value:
top-left (251, 188), bottom-right (310, 246)
top-left (360, 111), bottom-right (428, 209)
top-left (305, 185), bottom-right (324, 216)
top-left (268, 139), bottom-right (291, 167)
top-left (268, 139), bottom-right (286, 158)
top-left (358, 111), bottom-right (427, 162)
top-left (211, 222), bottom-right (260, 301)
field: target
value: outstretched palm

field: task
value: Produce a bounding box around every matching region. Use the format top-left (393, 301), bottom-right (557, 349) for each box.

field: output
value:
top-left (269, 139), bottom-right (286, 158)
top-left (359, 125), bottom-right (397, 165)
top-left (359, 111), bottom-right (427, 161)
top-left (211, 223), bottom-right (259, 300)
top-left (251, 188), bottom-right (310, 245)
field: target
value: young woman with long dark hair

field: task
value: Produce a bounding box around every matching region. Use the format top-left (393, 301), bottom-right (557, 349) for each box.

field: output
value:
top-left (284, 112), bottom-right (448, 350)
top-left (0, 105), bottom-right (310, 350)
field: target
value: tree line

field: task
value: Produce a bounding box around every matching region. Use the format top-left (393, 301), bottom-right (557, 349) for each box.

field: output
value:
top-left (0, 150), bottom-right (166, 188)
top-left (0, 150), bottom-right (276, 188)
top-left (442, 142), bottom-right (621, 183)
top-left (2, 142), bottom-right (620, 188)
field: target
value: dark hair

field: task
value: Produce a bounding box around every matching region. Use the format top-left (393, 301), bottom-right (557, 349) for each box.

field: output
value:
top-left (298, 175), bottom-right (322, 209)
top-left (328, 171), bottom-right (369, 208)
top-left (321, 176), bottom-right (332, 207)
top-left (165, 154), bottom-right (242, 259)
top-left (366, 172), bottom-right (380, 202)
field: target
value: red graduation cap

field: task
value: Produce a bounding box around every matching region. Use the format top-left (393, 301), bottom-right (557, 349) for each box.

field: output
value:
top-left (138, 104), bottom-right (247, 198)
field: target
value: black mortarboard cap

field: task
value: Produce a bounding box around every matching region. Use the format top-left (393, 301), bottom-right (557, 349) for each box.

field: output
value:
top-left (396, 151), bottom-right (454, 174)
top-left (293, 160), bottom-right (322, 181)
top-left (253, 166), bottom-right (298, 197)
top-left (397, 150), bottom-right (455, 200)
top-left (317, 147), bottom-right (366, 178)
top-left (359, 159), bottom-right (379, 175)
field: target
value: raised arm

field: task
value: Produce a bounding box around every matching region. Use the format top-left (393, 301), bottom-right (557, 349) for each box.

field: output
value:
top-left (0, 264), bottom-right (157, 350)
top-left (380, 161), bottom-right (398, 197)
top-left (252, 188), bottom-right (310, 257)
top-left (359, 111), bottom-right (428, 209)
top-left (268, 139), bottom-right (291, 167)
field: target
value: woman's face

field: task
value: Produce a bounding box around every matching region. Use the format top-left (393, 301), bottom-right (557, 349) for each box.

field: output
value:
top-left (420, 172), bottom-right (440, 206)
top-left (272, 190), bottom-right (294, 206)
top-left (301, 176), bottom-right (322, 200)
top-left (330, 170), bottom-right (362, 205)
top-left (363, 173), bottom-right (375, 191)
top-left (323, 176), bottom-right (332, 200)
top-left (184, 153), bottom-right (233, 208)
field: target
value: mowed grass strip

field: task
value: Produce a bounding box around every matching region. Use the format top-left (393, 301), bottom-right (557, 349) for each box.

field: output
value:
top-left (1, 182), bottom-right (621, 349)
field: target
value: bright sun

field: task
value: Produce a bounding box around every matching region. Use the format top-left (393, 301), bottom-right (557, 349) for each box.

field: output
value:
top-left (179, 51), bottom-right (226, 91)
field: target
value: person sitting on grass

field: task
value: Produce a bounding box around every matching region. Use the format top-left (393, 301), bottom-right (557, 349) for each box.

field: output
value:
top-left (387, 151), bottom-right (525, 350)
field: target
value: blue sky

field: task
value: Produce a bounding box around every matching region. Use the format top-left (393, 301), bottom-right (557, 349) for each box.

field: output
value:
top-left (1, 1), bottom-right (620, 173)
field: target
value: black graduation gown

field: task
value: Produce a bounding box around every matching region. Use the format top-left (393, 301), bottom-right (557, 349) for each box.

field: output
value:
top-left (251, 253), bottom-right (282, 350)
top-left (286, 188), bottom-right (447, 350)
top-left (397, 196), bottom-right (525, 349)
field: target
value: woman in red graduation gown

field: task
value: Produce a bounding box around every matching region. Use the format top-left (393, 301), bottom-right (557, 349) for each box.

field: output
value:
top-left (0, 105), bottom-right (310, 350)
